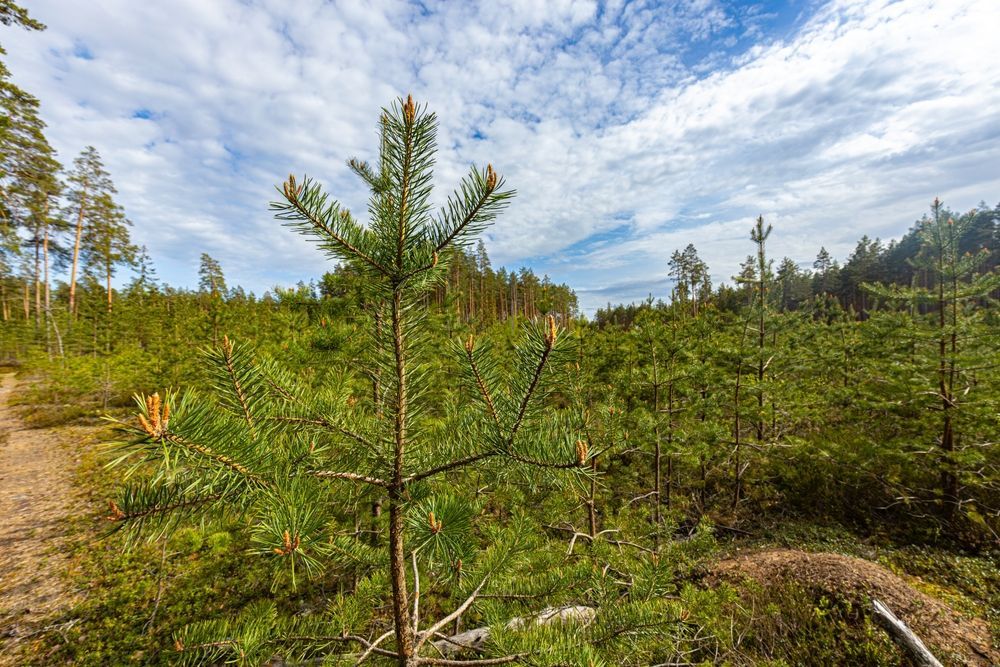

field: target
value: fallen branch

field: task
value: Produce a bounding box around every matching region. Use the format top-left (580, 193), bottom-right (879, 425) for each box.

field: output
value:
top-left (871, 599), bottom-right (943, 667)
top-left (430, 605), bottom-right (596, 659)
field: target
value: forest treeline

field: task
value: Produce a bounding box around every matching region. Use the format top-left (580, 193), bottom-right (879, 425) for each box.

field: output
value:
top-left (596, 202), bottom-right (1000, 326)
top-left (3, 1), bottom-right (996, 352)
top-left (1, 7), bottom-right (575, 351)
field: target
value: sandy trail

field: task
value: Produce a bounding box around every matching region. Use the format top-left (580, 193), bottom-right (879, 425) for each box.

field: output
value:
top-left (0, 373), bottom-right (85, 662)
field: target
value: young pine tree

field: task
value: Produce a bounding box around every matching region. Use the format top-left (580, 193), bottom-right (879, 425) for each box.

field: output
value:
top-left (198, 252), bottom-right (227, 345)
top-left (108, 96), bottom-right (587, 665)
top-left (728, 216), bottom-right (772, 508)
top-left (865, 199), bottom-right (1000, 525)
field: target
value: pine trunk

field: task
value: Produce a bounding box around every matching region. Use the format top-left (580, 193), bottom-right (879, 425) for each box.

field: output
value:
top-left (651, 349), bottom-right (662, 531)
top-left (43, 225), bottom-right (51, 355)
top-left (389, 289), bottom-right (414, 664)
top-left (69, 185), bottom-right (87, 316)
top-left (33, 225), bottom-right (41, 330)
top-left (106, 261), bottom-right (113, 313)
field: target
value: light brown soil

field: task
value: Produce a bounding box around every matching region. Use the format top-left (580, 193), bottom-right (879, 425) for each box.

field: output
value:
top-left (0, 373), bottom-right (86, 663)
top-left (711, 548), bottom-right (997, 666)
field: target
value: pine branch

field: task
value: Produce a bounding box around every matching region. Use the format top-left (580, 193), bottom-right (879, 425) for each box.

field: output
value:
top-left (279, 634), bottom-right (400, 659)
top-left (106, 493), bottom-right (222, 523)
top-left (309, 470), bottom-right (390, 488)
top-left (272, 416), bottom-right (380, 452)
top-left (162, 432), bottom-right (268, 486)
top-left (414, 574), bottom-right (489, 655)
top-left (404, 452), bottom-right (496, 485)
top-left (465, 337), bottom-right (501, 428)
top-left (400, 251), bottom-right (440, 283)
top-left (221, 335), bottom-right (254, 428)
top-left (275, 175), bottom-right (391, 276)
top-left (419, 655), bottom-right (527, 666)
top-left (505, 451), bottom-right (583, 470)
top-left (432, 164), bottom-right (513, 252)
top-left (508, 317), bottom-right (557, 443)
top-left (354, 628), bottom-right (395, 664)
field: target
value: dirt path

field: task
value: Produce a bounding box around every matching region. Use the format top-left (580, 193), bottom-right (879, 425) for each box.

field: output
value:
top-left (0, 373), bottom-right (86, 662)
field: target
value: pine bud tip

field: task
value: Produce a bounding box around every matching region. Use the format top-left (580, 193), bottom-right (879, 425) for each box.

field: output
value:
top-left (403, 94), bottom-right (416, 123)
top-left (545, 315), bottom-right (557, 346)
top-left (575, 439), bottom-right (588, 465)
top-left (106, 499), bottom-right (125, 521)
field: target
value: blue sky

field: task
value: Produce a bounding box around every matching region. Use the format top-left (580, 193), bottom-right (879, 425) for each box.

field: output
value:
top-left (5, 0), bottom-right (1000, 313)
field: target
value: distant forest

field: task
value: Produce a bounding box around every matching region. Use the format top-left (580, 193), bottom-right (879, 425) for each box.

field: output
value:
top-left (596, 201), bottom-right (1000, 326)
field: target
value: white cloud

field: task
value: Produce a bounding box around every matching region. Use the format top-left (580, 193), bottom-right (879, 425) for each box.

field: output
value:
top-left (3, 0), bottom-right (999, 312)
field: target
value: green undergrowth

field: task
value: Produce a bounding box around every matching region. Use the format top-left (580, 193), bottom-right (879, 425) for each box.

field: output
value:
top-left (40, 458), bottom-right (995, 666)
top-left (698, 583), bottom-right (899, 666)
top-left (12, 371), bottom-right (995, 665)
top-left (880, 546), bottom-right (1000, 641)
top-left (9, 366), bottom-right (128, 429)
top-left (718, 518), bottom-right (1000, 646)
top-left (30, 428), bottom-right (297, 666)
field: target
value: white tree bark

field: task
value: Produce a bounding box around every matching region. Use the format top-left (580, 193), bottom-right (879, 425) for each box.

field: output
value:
top-left (871, 599), bottom-right (943, 667)
top-left (430, 605), bottom-right (595, 658)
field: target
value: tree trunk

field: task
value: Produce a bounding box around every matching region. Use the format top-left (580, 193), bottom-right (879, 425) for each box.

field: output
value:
top-left (651, 349), bottom-right (662, 532)
top-left (69, 184), bottom-right (87, 316)
top-left (43, 225), bottom-right (51, 356)
top-left (33, 225), bottom-right (41, 330)
top-left (387, 498), bottom-right (413, 663)
top-left (389, 289), bottom-right (414, 664)
top-left (106, 261), bottom-right (113, 313)
top-left (43, 227), bottom-right (50, 314)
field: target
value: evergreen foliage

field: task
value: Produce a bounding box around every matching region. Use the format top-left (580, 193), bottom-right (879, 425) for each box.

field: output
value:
top-left (105, 97), bottom-right (593, 665)
top-left (1, 19), bottom-right (997, 661)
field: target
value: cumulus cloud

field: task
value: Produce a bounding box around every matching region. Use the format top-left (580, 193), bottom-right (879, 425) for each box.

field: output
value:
top-left (4, 0), bottom-right (999, 312)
